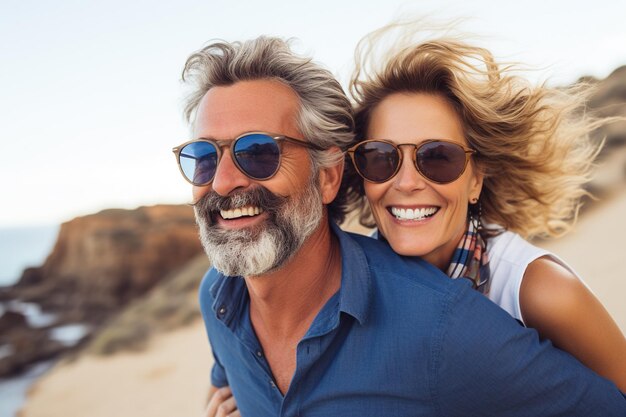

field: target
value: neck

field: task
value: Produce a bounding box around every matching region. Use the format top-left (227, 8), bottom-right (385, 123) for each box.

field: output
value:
top-left (422, 220), bottom-right (470, 272)
top-left (246, 218), bottom-right (342, 340)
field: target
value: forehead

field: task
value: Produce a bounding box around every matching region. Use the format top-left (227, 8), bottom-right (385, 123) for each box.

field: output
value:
top-left (194, 79), bottom-right (302, 140)
top-left (368, 93), bottom-right (466, 144)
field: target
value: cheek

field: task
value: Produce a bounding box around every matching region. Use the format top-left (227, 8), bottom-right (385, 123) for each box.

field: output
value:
top-left (273, 152), bottom-right (315, 193)
top-left (364, 182), bottom-right (385, 207)
top-left (438, 183), bottom-right (471, 222)
top-left (192, 185), bottom-right (211, 203)
top-left (363, 182), bottom-right (389, 221)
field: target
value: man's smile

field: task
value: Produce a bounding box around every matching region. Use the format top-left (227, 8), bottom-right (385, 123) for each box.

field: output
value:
top-left (214, 205), bottom-right (269, 230)
top-left (219, 205), bottom-right (265, 220)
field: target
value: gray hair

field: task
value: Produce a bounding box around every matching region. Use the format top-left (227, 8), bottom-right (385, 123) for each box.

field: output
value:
top-left (182, 36), bottom-right (355, 223)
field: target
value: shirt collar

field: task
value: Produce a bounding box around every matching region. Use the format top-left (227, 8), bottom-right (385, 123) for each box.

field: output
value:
top-left (330, 221), bottom-right (372, 325)
top-left (208, 221), bottom-right (373, 327)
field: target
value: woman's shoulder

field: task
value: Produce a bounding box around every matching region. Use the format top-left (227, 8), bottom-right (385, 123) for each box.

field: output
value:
top-left (485, 227), bottom-right (583, 323)
top-left (487, 229), bottom-right (548, 265)
top-left (520, 257), bottom-right (585, 328)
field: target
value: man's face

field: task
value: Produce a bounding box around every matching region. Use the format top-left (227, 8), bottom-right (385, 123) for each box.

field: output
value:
top-left (191, 80), bottom-right (324, 277)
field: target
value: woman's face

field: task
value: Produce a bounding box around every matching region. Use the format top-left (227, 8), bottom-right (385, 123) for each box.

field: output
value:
top-left (364, 92), bottom-right (483, 270)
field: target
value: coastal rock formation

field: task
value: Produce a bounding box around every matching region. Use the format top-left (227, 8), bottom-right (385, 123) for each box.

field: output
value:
top-left (0, 311), bottom-right (27, 333)
top-left (585, 66), bottom-right (626, 193)
top-left (14, 205), bottom-right (205, 321)
top-left (0, 204), bottom-right (205, 377)
top-left (0, 314), bottom-right (64, 376)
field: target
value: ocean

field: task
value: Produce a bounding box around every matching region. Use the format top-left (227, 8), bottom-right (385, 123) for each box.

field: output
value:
top-left (0, 361), bottom-right (55, 417)
top-left (0, 225), bottom-right (60, 287)
top-left (0, 225), bottom-right (60, 417)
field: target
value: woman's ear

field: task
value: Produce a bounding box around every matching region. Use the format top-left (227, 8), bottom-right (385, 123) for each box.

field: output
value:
top-left (468, 165), bottom-right (484, 203)
top-left (317, 147), bottom-right (345, 204)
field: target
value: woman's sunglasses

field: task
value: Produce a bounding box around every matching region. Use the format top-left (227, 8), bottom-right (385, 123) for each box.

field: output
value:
top-left (172, 132), bottom-right (324, 186)
top-left (347, 139), bottom-right (476, 184)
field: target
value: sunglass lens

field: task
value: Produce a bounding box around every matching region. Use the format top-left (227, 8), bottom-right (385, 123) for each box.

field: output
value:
top-left (179, 141), bottom-right (219, 185)
top-left (417, 141), bottom-right (467, 183)
top-left (354, 141), bottom-right (399, 182)
top-left (234, 134), bottom-right (280, 179)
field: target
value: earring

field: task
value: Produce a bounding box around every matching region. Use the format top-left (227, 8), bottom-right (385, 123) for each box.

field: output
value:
top-left (468, 198), bottom-right (483, 232)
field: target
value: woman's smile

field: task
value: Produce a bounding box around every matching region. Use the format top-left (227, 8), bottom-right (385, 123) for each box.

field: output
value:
top-left (387, 205), bottom-right (439, 222)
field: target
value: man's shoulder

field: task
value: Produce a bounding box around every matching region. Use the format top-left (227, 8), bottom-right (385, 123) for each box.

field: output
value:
top-left (343, 230), bottom-right (458, 296)
top-left (334, 233), bottom-right (467, 310)
top-left (339, 230), bottom-right (501, 354)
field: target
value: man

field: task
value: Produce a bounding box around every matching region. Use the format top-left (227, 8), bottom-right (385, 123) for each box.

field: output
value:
top-left (173, 36), bottom-right (626, 416)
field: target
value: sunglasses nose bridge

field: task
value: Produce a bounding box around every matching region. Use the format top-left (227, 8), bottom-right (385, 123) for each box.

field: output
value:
top-left (210, 143), bottom-right (253, 195)
top-left (396, 142), bottom-right (417, 155)
top-left (392, 144), bottom-right (428, 191)
top-left (395, 143), bottom-right (419, 172)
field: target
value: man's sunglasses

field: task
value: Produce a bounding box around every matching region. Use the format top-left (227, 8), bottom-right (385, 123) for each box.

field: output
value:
top-left (172, 132), bottom-right (324, 186)
top-left (347, 139), bottom-right (476, 184)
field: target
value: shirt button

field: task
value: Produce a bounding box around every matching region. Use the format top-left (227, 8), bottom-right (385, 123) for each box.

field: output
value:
top-left (270, 380), bottom-right (276, 388)
top-left (217, 306), bottom-right (227, 318)
top-left (256, 350), bottom-right (263, 357)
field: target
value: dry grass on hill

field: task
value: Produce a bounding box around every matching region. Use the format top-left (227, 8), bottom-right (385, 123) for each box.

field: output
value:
top-left (83, 255), bottom-right (210, 356)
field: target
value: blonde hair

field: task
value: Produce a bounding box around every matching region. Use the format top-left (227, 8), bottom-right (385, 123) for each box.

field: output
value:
top-left (345, 21), bottom-right (607, 239)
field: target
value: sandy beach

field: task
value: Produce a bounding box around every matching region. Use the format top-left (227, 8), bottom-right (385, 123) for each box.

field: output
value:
top-left (20, 190), bottom-right (626, 417)
top-left (20, 321), bottom-right (213, 417)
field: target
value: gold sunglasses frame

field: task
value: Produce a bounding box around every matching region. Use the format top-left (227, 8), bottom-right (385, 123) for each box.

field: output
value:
top-left (172, 131), bottom-right (325, 186)
top-left (347, 139), bottom-right (476, 184)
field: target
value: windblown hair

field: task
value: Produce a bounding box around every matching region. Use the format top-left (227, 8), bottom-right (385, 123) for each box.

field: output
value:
top-left (345, 21), bottom-right (606, 239)
top-left (182, 36), bottom-right (354, 223)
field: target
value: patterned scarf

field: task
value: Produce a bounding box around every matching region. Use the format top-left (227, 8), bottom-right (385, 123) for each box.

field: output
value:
top-left (446, 219), bottom-right (491, 295)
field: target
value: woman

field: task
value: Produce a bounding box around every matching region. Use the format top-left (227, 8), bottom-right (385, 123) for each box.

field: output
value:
top-left (343, 22), bottom-right (626, 391)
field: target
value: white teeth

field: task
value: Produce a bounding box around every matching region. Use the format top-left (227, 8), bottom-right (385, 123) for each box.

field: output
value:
top-left (391, 206), bottom-right (438, 220)
top-left (220, 206), bottom-right (264, 220)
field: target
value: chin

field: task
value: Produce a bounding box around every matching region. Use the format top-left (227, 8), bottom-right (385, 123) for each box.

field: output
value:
top-left (388, 238), bottom-right (433, 258)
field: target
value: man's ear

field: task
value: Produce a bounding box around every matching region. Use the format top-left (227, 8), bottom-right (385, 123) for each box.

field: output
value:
top-left (317, 147), bottom-right (344, 205)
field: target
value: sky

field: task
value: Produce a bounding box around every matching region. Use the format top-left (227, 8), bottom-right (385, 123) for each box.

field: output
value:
top-left (1, 0), bottom-right (626, 227)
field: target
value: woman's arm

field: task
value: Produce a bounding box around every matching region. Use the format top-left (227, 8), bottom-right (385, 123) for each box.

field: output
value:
top-left (520, 256), bottom-right (626, 392)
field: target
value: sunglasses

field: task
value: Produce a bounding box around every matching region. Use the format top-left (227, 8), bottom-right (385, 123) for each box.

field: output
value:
top-left (347, 139), bottom-right (476, 184)
top-left (172, 132), bottom-right (324, 186)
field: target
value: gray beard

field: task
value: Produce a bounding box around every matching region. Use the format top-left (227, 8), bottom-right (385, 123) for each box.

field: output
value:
top-left (194, 176), bottom-right (323, 277)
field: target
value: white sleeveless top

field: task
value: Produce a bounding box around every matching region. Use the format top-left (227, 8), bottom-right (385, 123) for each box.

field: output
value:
top-left (486, 230), bottom-right (581, 325)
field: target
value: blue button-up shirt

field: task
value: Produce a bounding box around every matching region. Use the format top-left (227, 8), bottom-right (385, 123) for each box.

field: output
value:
top-left (199, 223), bottom-right (625, 416)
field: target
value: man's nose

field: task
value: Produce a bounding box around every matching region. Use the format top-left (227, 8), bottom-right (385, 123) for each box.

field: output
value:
top-left (211, 150), bottom-right (253, 196)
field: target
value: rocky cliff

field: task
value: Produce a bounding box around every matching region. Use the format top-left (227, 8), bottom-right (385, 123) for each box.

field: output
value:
top-left (15, 205), bottom-right (203, 319)
top-left (584, 65), bottom-right (626, 193)
top-left (0, 204), bottom-right (206, 376)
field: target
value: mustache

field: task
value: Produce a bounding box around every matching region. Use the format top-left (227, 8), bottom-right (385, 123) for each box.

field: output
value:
top-left (192, 187), bottom-right (288, 217)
